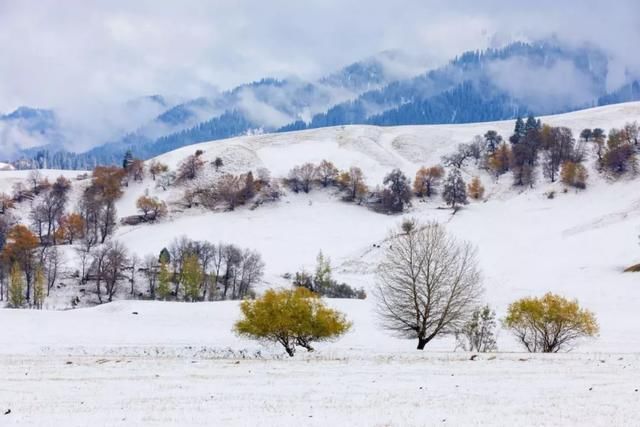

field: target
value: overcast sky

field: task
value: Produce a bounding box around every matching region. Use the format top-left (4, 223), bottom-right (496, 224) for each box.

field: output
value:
top-left (0, 0), bottom-right (638, 113)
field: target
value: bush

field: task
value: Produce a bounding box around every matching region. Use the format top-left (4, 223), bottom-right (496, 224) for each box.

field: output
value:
top-left (503, 293), bottom-right (598, 352)
top-left (234, 288), bottom-right (351, 356)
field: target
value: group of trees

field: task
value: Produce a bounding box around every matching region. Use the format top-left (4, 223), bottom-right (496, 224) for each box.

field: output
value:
top-left (284, 160), bottom-right (482, 213)
top-left (374, 220), bottom-right (598, 353)
top-left (0, 171), bottom-right (80, 307)
top-left (183, 167), bottom-right (282, 211)
top-left (235, 220), bottom-right (598, 357)
top-left (285, 161), bottom-right (369, 203)
top-left (593, 122), bottom-right (638, 176)
top-left (142, 237), bottom-right (265, 301)
top-left (444, 116), bottom-right (590, 189)
top-left (292, 252), bottom-right (366, 299)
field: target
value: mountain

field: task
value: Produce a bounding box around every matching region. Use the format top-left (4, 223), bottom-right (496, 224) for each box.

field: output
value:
top-left (597, 80), bottom-right (640, 106)
top-left (0, 107), bottom-right (65, 157)
top-left (18, 52), bottom-right (418, 168)
top-left (10, 41), bottom-right (640, 170)
top-left (301, 41), bottom-right (610, 129)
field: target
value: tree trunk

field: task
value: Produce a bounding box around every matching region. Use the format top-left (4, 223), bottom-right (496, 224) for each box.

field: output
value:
top-left (417, 337), bottom-right (429, 350)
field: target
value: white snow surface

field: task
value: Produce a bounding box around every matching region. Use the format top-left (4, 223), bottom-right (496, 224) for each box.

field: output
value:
top-left (2, 102), bottom-right (640, 425)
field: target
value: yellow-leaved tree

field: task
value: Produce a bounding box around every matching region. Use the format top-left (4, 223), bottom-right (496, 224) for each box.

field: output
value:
top-left (503, 293), bottom-right (598, 353)
top-left (234, 288), bottom-right (351, 356)
top-left (8, 262), bottom-right (25, 308)
top-left (182, 254), bottom-right (203, 302)
top-left (467, 177), bottom-right (485, 200)
top-left (156, 259), bottom-right (172, 300)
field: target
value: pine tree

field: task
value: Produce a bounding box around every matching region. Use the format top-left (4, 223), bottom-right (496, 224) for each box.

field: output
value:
top-left (159, 247), bottom-right (171, 264)
top-left (33, 266), bottom-right (45, 309)
top-left (122, 150), bottom-right (134, 170)
top-left (8, 262), bottom-right (25, 308)
top-left (213, 157), bottom-right (224, 171)
top-left (525, 114), bottom-right (541, 134)
top-left (157, 260), bottom-right (172, 300)
top-left (442, 169), bottom-right (468, 209)
top-left (483, 130), bottom-right (503, 153)
top-left (182, 254), bottom-right (203, 302)
top-left (510, 117), bottom-right (525, 144)
top-left (313, 251), bottom-right (332, 294)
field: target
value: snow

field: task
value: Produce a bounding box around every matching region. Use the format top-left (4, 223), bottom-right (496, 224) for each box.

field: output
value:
top-left (1, 300), bottom-right (639, 425)
top-left (2, 102), bottom-right (640, 424)
top-left (0, 162), bottom-right (14, 171)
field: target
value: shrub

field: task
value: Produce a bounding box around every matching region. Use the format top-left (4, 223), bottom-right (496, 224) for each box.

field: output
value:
top-left (503, 293), bottom-right (598, 353)
top-left (234, 288), bottom-right (351, 356)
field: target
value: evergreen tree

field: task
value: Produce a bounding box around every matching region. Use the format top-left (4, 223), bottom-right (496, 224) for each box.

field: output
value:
top-left (442, 169), bottom-right (468, 209)
top-left (122, 149), bottom-right (134, 170)
top-left (8, 262), bottom-right (25, 308)
top-left (159, 248), bottom-right (171, 264)
top-left (525, 114), bottom-right (541, 134)
top-left (157, 260), bottom-right (172, 300)
top-left (510, 117), bottom-right (525, 144)
top-left (483, 130), bottom-right (503, 153)
top-left (313, 251), bottom-right (332, 294)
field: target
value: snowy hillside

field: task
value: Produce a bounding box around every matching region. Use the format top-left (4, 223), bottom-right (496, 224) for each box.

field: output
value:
top-left (1, 102), bottom-right (640, 425)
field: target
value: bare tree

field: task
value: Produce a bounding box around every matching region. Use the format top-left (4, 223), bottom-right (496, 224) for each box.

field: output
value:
top-left (316, 160), bottom-right (338, 187)
top-left (287, 163), bottom-right (317, 193)
top-left (376, 221), bottom-right (482, 349)
top-left (42, 245), bottom-right (62, 296)
top-left (177, 153), bottom-right (205, 181)
top-left (91, 240), bottom-right (129, 303)
top-left (128, 254), bottom-right (140, 296)
top-left (143, 254), bottom-right (159, 299)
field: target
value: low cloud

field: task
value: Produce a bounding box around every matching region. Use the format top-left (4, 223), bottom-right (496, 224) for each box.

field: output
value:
top-left (0, 0), bottom-right (637, 152)
top-left (487, 57), bottom-right (602, 112)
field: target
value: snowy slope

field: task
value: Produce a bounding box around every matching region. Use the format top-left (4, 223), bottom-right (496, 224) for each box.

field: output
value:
top-left (107, 102), bottom-right (640, 354)
top-left (2, 102), bottom-right (640, 425)
top-left (0, 162), bottom-right (14, 171)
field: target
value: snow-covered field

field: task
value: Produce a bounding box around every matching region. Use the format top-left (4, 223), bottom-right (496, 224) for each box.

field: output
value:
top-left (2, 102), bottom-right (640, 425)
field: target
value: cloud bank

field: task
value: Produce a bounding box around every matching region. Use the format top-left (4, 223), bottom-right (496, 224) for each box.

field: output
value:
top-left (0, 0), bottom-right (637, 151)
